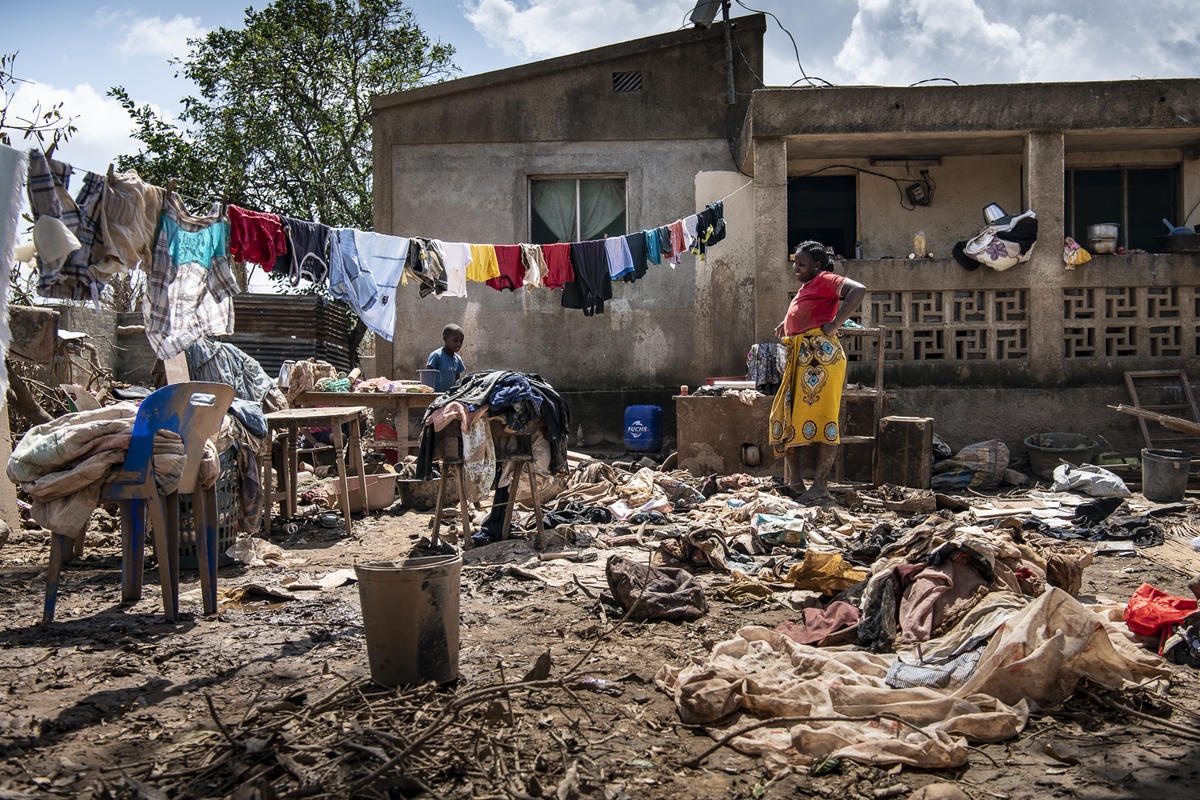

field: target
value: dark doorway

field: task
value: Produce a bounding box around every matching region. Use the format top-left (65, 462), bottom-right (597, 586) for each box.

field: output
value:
top-left (788, 175), bottom-right (857, 259)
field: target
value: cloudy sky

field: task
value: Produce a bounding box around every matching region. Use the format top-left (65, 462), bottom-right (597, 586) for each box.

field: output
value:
top-left (2, 0), bottom-right (1198, 175)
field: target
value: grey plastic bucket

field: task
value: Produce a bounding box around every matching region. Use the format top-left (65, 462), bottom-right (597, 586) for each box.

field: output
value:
top-left (355, 554), bottom-right (461, 686)
top-left (1141, 448), bottom-right (1191, 503)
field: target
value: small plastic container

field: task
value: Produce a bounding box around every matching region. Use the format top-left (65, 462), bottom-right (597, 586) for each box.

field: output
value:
top-left (624, 405), bottom-right (662, 452)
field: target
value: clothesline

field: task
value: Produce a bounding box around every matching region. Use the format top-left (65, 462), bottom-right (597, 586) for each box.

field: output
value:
top-left (24, 146), bottom-right (740, 362)
top-left (44, 145), bottom-right (754, 247)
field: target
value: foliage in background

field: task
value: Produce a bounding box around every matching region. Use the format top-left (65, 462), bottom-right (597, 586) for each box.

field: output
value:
top-left (2, 52), bottom-right (78, 308)
top-left (110, 0), bottom-right (456, 250)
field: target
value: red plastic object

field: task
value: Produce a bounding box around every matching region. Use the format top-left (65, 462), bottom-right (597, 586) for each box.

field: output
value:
top-left (374, 423), bottom-right (399, 464)
top-left (1124, 583), bottom-right (1198, 637)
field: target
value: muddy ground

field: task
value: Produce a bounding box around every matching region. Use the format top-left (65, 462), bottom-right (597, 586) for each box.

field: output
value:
top-left (2, 499), bottom-right (1200, 800)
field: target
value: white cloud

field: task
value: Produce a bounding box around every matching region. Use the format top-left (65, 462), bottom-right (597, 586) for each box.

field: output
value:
top-left (8, 81), bottom-right (142, 170)
top-left (118, 14), bottom-right (207, 60)
top-left (463, 0), bottom-right (693, 61)
top-left (830, 0), bottom-right (1200, 85)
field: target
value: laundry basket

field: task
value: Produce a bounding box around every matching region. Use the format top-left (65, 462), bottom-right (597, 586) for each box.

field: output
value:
top-left (179, 446), bottom-right (239, 569)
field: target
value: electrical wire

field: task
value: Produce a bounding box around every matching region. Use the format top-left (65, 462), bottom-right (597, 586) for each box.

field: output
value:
top-left (793, 164), bottom-right (933, 211)
top-left (909, 77), bottom-right (960, 86)
top-left (732, 0), bottom-right (834, 88)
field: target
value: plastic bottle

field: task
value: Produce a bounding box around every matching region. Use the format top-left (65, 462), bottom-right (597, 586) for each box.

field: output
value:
top-left (912, 231), bottom-right (927, 258)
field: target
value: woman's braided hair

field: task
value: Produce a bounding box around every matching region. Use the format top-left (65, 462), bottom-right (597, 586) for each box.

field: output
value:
top-left (794, 240), bottom-right (836, 272)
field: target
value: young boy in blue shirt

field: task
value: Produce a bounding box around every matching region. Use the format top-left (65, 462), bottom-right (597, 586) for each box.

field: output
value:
top-left (426, 324), bottom-right (466, 392)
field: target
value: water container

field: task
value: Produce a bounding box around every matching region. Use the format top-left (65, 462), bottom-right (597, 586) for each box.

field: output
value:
top-left (355, 554), bottom-right (461, 686)
top-left (1142, 448), bottom-right (1191, 503)
top-left (624, 405), bottom-right (662, 452)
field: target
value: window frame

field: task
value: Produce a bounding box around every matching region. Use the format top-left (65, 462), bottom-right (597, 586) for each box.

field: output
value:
top-left (1065, 165), bottom-right (1181, 251)
top-left (527, 173), bottom-right (629, 244)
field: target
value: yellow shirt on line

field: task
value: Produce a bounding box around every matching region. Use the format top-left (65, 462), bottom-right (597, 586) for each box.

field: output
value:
top-left (466, 244), bottom-right (501, 282)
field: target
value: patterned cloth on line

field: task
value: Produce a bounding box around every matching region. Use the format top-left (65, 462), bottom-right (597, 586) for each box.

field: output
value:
top-left (143, 194), bottom-right (237, 359)
top-left (26, 150), bottom-right (107, 300)
top-left (769, 329), bottom-right (846, 451)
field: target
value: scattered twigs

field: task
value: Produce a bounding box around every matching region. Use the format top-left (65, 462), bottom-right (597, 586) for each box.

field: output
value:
top-left (1083, 689), bottom-right (1200, 744)
top-left (684, 712), bottom-right (933, 768)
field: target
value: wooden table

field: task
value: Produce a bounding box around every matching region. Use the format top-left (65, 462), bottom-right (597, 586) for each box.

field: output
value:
top-left (262, 406), bottom-right (368, 537)
top-left (292, 391), bottom-right (439, 458)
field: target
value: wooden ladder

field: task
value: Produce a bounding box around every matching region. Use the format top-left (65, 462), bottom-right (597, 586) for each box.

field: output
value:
top-left (1124, 369), bottom-right (1200, 452)
top-left (836, 326), bottom-right (887, 480)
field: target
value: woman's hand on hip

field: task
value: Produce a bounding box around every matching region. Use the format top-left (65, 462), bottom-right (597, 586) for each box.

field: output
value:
top-left (774, 321), bottom-right (785, 339)
top-left (821, 322), bottom-right (839, 337)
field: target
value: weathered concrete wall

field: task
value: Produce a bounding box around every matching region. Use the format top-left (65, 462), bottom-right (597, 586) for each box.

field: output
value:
top-left (383, 140), bottom-right (749, 391)
top-left (785, 154), bottom-right (1023, 261)
top-left (372, 16), bottom-right (764, 146)
top-left (748, 80), bottom-right (1200, 138)
top-left (115, 312), bottom-right (157, 387)
top-left (889, 385), bottom-right (1149, 460)
top-left (54, 306), bottom-right (119, 375)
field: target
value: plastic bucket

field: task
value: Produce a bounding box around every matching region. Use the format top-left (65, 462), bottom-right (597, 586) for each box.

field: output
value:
top-left (355, 555), bottom-right (461, 686)
top-left (624, 405), bottom-right (662, 452)
top-left (1024, 432), bottom-right (1098, 480)
top-left (1142, 448), bottom-right (1191, 502)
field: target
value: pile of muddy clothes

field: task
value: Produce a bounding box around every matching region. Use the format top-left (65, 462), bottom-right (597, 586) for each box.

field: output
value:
top-left (503, 461), bottom-right (1186, 771)
top-left (414, 370), bottom-right (569, 502)
top-left (7, 402), bottom-right (265, 539)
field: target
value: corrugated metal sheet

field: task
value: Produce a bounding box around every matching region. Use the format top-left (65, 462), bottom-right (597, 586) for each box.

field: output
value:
top-left (227, 294), bottom-right (354, 374)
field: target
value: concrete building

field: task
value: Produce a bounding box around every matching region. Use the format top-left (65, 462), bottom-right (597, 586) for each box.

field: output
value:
top-left (371, 14), bottom-right (1200, 456)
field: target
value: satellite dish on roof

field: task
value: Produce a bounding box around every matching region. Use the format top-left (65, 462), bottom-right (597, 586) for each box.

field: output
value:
top-left (689, 0), bottom-right (724, 27)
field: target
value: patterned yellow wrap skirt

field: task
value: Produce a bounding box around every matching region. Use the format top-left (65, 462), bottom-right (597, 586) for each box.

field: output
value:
top-left (768, 329), bottom-right (846, 452)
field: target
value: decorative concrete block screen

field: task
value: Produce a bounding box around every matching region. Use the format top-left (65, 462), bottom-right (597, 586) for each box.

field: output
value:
top-left (836, 253), bottom-right (1200, 385)
top-left (845, 288), bottom-right (1029, 362)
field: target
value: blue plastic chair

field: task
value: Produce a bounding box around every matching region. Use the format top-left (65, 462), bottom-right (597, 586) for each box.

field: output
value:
top-left (42, 382), bottom-right (234, 623)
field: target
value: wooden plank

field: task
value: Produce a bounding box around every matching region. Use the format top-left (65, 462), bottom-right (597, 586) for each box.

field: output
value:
top-left (1109, 404), bottom-right (1200, 438)
top-left (0, 402), bottom-right (20, 537)
top-left (163, 353), bottom-right (190, 384)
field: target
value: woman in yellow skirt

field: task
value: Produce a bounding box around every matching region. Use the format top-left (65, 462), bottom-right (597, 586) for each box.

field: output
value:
top-left (769, 241), bottom-right (866, 504)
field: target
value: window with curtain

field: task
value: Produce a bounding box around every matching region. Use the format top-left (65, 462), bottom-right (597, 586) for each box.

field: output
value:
top-left (530, 176), bottom-right (626, 244)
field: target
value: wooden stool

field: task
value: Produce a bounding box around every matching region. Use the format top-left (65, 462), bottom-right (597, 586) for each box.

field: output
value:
top-left (430, 431), bottom-right (474, 548)
top-left (495, 454), bottom-right (547, 550)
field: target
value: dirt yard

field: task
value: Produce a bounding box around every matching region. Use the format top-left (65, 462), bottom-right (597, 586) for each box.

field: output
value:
top-left (2, 497), bottom-right (1200, 800)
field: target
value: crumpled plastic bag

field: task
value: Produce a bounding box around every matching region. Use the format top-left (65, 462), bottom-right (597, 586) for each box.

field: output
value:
top-left (1063, 239), bottom-right (1091, 270)
top-left (226, 537), bottom-right (308, 568)
top-left (1050, 463), bottom-right (1131, 498)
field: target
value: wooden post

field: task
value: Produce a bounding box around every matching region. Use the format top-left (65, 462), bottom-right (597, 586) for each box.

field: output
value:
top-left (0, 401), bottom-right (20, 537)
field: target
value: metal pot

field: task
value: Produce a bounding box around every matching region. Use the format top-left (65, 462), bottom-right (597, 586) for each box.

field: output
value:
top-left (1087, 223), bottom-right (1119, 239)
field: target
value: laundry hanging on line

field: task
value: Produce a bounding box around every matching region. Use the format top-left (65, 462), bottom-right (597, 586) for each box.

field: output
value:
top-left (22, 149), bottom-right (744, 348)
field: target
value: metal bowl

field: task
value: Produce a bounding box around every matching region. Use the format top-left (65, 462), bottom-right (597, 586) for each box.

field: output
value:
top-left (1087, 223), bottom-right (1119, 240)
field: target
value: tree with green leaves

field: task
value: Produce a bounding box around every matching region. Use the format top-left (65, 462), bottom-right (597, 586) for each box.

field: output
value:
top-left (111, 0), bottom-right (455, 238)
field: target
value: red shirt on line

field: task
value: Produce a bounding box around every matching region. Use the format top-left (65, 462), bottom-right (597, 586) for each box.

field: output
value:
top-left (785, 271), bottom-right (846, 336)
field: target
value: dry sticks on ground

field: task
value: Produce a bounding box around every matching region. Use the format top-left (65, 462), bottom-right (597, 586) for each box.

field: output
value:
top-left (113, 551), bottom-right (661, 799)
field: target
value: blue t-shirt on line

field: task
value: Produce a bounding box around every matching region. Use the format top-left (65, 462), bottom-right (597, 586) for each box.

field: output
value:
top-left (426, 347), bottom-right (465, 392)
